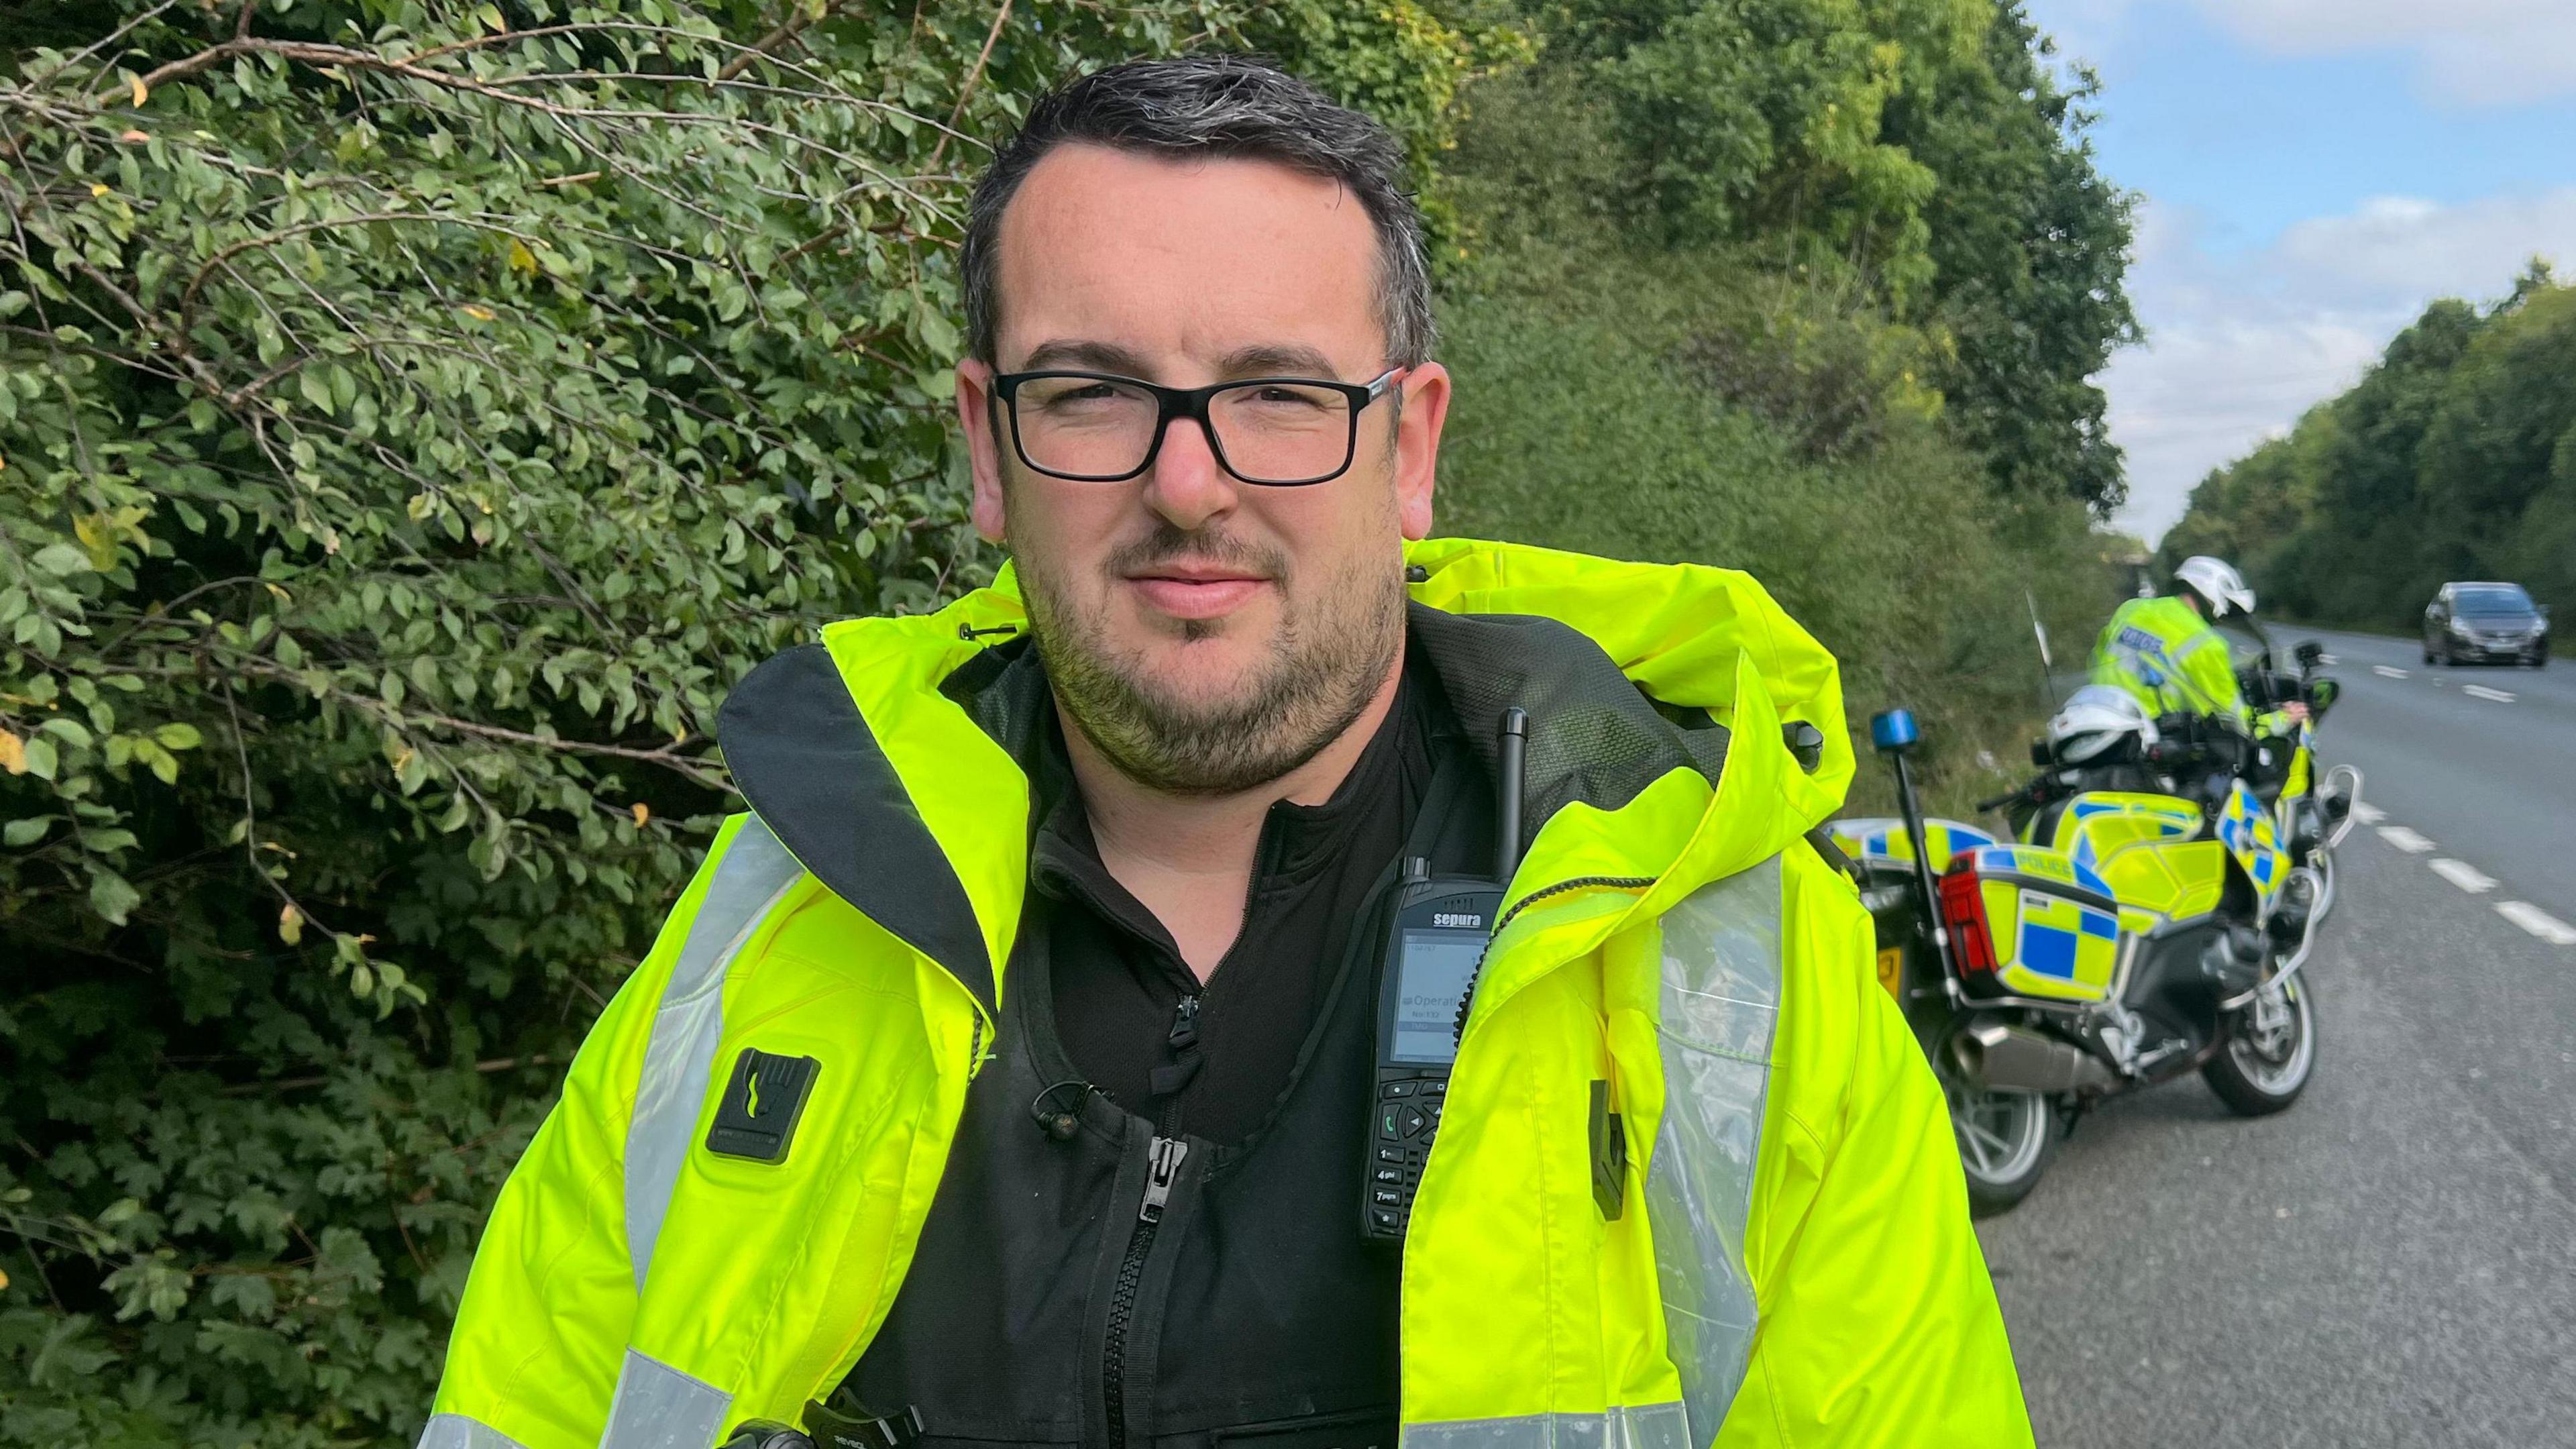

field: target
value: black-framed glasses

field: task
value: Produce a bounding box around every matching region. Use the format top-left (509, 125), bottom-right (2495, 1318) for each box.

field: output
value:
top-left (989, 368), bottom-right (1403, 486)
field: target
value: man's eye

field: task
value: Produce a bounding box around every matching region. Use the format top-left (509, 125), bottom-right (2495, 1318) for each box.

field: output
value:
top-left (1243, 386), bottom-right (1330, 409)
top-left (1041, 384), bottom-right (1122, 406)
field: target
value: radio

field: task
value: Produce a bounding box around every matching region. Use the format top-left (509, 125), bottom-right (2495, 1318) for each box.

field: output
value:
top-left (1362, 707), bottom-right (1527, 1244)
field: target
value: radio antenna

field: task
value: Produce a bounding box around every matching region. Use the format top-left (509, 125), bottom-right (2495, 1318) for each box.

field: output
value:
top-left (1496, 707), bottom-right (1528, 884)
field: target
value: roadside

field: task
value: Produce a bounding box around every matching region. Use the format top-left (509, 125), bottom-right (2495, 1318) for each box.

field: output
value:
top-left (1980, 833), bottom-right (2576, 1448)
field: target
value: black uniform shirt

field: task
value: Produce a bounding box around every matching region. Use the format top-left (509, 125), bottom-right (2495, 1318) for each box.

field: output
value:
top-left (851, 641), bottom-right (1491, 1446)
top-left (1031, 663), bottom-right (1435, 1146)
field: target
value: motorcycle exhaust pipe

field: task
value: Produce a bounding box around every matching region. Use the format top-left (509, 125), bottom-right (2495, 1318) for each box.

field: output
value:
top-left (1950, 1022), bottom-right (2118, 1093)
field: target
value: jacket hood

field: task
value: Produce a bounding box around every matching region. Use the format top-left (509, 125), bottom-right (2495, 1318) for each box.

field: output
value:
top-left (716, 538), bottom-right (1850, 1012)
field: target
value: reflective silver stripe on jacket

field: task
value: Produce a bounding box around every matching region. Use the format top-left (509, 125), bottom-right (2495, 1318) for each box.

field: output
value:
top-left (1642, 856), bottom-right (1782, 1440)
top-left (625, 816), bottom-right (802, 1290)
top-left (599, 1348), bottom-right (733, 1449)
top-left (416, 1412), bottom-right (532, 1449)
top-left (1403, 1403), bottom-right (1692, 1449)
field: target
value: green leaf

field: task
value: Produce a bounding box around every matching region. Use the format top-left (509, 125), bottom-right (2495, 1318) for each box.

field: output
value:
top-left (152, 722), bottom-right (202, 751)
top-left (33, 543), bottom-right (89, 576)
top-left (87, 867), bottom-right (142, 924)
top-left (4, 816), bottom-right (50, 846)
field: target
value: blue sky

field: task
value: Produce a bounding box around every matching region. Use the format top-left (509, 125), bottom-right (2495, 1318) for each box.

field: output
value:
top-left (2019, 0), bottom-right (2576, 541)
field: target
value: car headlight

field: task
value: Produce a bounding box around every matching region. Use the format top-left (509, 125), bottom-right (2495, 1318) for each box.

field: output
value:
top-left (2449, 619), bottom-right (2474, 635)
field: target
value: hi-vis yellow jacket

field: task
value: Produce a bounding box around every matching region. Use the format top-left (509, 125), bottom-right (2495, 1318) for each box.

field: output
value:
top-left (2090, 596), bottom-right (2258, 729)
top-left (421, 539), bottom-right (2031, 1449)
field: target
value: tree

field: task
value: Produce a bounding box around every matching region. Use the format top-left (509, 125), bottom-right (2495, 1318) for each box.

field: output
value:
top-left (1885, 1), bottom-right (2137, 513)
top-left (2161, 274), bottom-right (2576, 629)
top-left (1483, 0), bottom-right (2136, 511)
top-left (0, 1), bottom-right (1492, 1441)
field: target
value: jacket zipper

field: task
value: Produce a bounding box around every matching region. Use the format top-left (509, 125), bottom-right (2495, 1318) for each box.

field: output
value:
top-left (1102, 1134), bottom-right (1189, 1447)
top-left (1452, 875), bottom-right (1659, 1049)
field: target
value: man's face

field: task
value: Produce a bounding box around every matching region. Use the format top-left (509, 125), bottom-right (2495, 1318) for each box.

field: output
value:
top-left (958, 144), bottom-right (1451, 795)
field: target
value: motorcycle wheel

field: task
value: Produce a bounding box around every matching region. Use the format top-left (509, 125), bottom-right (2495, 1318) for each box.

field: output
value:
top-left (1945, 1080), bottom-right (2060, 1216)
top-left (2202, 973), bottom-right (2318, 1116)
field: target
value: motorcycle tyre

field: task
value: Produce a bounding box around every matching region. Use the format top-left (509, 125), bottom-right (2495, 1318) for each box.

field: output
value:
top-left (2202, 973), bottom-right (2319, 1117)
top-left (1945, 1079), bottom-right (2062, 1218)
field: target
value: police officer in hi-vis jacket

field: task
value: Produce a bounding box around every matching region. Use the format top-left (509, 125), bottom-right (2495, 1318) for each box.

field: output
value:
top-left (420, 56), bottom-right (2032, 1449)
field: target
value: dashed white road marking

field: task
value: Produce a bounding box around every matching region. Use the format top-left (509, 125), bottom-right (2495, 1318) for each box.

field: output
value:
top-left (2497, 902), bottom-right (2576, 947)
top-left (2373, 665), bottom-right (2409, 679)
top-left (2464, 684), bottom-right (2518, 703)
top-left (2377, 825), bottom-right (2438, 854)
top-left (2351, 802), bottom-right (2387, 825)
top-left (2317, 653), bottom-right (2339, 665)
top-left (2430, 858), bottom-right (2499, 894)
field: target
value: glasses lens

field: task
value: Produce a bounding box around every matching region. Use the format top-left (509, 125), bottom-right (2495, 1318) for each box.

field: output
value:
top-left (1012, 375), bottom-right (1162, 479)
top-left (1208, 381), bottom-right (1357, 484)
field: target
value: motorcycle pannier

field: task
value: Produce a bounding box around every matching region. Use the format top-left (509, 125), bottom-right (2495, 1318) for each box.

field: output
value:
top-left (1936, 845), bottom-right (2121, 1004)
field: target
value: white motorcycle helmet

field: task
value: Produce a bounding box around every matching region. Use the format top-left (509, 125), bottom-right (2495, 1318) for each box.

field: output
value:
top-left (2172, 555), bottom-right (2256, 618)
top-left (2047, 685), bottom-right (2160, 764)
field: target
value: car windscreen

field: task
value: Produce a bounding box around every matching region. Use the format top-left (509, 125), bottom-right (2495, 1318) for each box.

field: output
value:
top-left (2453, 585), bottom-right (2534, 615)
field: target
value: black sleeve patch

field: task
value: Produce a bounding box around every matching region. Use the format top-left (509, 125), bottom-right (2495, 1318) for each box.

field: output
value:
top-left (706, 1049), bottom-right (823, 1164)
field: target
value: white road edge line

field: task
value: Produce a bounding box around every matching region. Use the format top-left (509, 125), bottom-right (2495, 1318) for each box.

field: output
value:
top-left (2376, 825), bottom-right (2437, 854)
top-left (2496, 902), bottom-right (2576, 947)
top-left (2429, 858), bottom-right (2498, 894)
top-left (2463, 684), bottom-right (2517, 704)
top-left (2350, 802), bottom-right (2387, 824)
top-left (2373, 664), bottom-right (2408, 679)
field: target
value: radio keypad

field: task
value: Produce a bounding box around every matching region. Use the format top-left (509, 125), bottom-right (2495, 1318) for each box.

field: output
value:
top-left (1364, 1069), bottom-right (1444, 1240)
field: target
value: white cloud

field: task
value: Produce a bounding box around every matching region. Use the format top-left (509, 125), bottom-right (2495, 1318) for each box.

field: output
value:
top-left (2037, 0), bottom-right (2576, 103)
top-left (2207, 0), bottom-right (2576, 105)
top-left (2108, 189), bottom-right (2576, 542)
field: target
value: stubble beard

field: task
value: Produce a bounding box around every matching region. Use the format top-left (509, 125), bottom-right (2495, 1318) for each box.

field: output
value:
top-left (1022, 522), bottom-right (1407, 798)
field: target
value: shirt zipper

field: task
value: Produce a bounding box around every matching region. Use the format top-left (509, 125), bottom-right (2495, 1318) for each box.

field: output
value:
top-left (1102, 1133), bottom-right (1189, 1447)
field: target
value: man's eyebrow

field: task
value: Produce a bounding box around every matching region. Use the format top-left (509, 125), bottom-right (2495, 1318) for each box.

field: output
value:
top-left (1216, 343), bottom-right (1342, 379)
top-left (1016, 339), bottom-right (1152, 374)
top-left (1010, 339), bottom-right (1352, 380)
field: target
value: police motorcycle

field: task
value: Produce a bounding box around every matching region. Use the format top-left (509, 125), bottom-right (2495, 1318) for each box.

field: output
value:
top-left (1829, 671), bottom-right (2359, 1215)
top-left (2236, 633), bottom-right (2363, 911)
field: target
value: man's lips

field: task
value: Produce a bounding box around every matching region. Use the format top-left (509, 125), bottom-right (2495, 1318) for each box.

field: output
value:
top-left (1124, 571), bottom-right (1271, 620)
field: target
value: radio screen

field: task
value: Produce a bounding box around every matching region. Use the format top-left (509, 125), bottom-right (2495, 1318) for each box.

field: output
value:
top-left (1389, 930), bottom-right (1486, 1065)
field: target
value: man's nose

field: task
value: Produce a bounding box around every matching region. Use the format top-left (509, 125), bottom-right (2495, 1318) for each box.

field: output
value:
top-left (1142, 416), bottom-right (1240, 530)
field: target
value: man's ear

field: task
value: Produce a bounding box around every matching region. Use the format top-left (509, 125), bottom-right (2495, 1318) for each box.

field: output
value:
top-left (958, 358), bottom-right (1008, 544)
top-left (1393, 362), bottom-right (1451, 541)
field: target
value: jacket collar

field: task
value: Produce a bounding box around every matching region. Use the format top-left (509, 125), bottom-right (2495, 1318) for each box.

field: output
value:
top-left (716, 540), bottom-right (1850, 1014)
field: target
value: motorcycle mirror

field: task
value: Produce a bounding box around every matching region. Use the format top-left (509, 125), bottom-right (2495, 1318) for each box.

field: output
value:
top-left (2295, 641), bottom-right (2325, 667)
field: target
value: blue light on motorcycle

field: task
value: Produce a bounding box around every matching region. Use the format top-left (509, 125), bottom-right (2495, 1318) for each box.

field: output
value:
top-left (1871, 709), bottom-right (1919, 753)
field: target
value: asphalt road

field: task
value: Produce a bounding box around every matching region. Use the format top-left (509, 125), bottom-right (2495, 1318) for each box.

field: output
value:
top-left (1975, 628), bottom-right (2576, 1448)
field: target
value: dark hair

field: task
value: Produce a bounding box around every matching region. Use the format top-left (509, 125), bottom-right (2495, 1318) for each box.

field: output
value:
top-left (960, 55), bottom-right (1433, 369)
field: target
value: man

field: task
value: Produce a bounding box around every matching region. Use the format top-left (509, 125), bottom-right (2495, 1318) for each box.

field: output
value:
top-left (420, 56), bottom-right (2029, 1449)
top-left (2090, 555), bottom-right (2305, 735)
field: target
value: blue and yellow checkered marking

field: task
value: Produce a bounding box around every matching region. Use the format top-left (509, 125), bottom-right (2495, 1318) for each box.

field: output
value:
top-left (2015, 889), bottom-right (2120, 985)
top-left (1830, 818), bottom-right (1996, 872)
